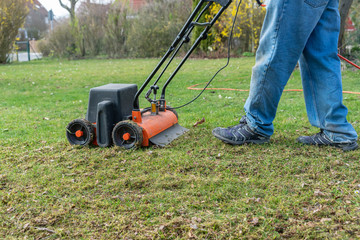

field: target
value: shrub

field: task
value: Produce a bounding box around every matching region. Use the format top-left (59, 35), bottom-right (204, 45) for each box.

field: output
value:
top-left (126, 0), bottom-right (192, 58)
top-left (242, 52), bottom-right (254, 57)
top-left (209, 0), bottom-right (266, 55)
top-left (0, 0), bottom-right (29, 63)
top-left (44, 20), bottom-right (77, 58)
top-left (78, 2), bottom-right (109, 56)
top-left (105, 0), bottom-right (131, 58)
top-left (191, 0), bottom-right (214, 52)
top-left (37, 39), bottom-right (51, 57)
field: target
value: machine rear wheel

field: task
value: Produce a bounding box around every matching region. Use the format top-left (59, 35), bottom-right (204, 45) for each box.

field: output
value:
top-left (112, 121), bottom-right (143, 149)
top-left (66, 119), bottom-right (94, 146)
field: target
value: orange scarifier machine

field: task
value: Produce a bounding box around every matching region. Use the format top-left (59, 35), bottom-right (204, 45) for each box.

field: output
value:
top-left (66, 0), bottom-right (233, 149)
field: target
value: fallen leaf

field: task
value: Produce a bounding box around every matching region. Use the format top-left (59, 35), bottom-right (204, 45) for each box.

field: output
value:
top-left (250, 217), bottom-right (259, 226)
top-left (247, 197), bottom-right (261, 203)
top-left (193, 118), bottom-right (205, 127)
top-left (314, 189), bottom-right (326, 196)
top-left (7, 207), bottom-right (15, 213)
top-left (191, 217), bottom-right (202, 223)
top-left (320, 218), bottom-right (332, 223)
top-left (190, 224), bottom-right (198, 229)
top-left (23, 223), bottom-right (30, 230)
top-left (34, 227), bottom-right (55, 233)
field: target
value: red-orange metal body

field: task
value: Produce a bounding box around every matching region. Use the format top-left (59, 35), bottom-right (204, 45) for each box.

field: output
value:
top-left (91, 108), bottom-right (178, 147)
top-left (132, 110), bottom-right (178, 146)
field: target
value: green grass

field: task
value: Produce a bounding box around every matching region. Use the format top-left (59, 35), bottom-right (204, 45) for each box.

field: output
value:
top-left (1, 57), bottom-right (360, 239)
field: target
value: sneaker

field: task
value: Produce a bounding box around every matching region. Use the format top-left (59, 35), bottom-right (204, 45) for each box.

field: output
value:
top-left (297, 130), bottom-right (358, 151)
top-left (212, 117), bottom-right (270, 145)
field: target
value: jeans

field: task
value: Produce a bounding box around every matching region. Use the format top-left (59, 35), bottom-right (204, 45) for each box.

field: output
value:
top-left (244, 0), bottom-right (358, 143)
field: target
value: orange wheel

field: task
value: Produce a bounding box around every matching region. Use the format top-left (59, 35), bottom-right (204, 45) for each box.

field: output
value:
top-left (66, 119), bottom-right (94, 146)
top-left (112, 121), bottom-right (143, 149)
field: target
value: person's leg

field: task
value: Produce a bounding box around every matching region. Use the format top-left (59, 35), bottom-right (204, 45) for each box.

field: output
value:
top-left (244, 0), bottom-right (329, 137)
top-left (298, 0), bottom-right (358, 143)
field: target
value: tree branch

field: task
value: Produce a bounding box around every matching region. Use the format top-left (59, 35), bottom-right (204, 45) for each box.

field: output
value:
top-left (59, 0), bottom-right (71, 13)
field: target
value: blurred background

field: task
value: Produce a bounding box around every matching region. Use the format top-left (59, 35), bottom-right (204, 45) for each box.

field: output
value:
top-left (1, 0), bottom-right (359, 63)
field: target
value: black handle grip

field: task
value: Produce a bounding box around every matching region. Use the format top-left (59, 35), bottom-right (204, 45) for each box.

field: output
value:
top-left (151, 85), bottom-right (159, 95)
top-left (256, 0), bottom-right (263, 6)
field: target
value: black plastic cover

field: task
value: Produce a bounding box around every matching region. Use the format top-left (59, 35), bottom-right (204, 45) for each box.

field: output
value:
top-left (85, 84), bottom-right (138, 147)
top-left (86, 83), bottom-right (138, 124)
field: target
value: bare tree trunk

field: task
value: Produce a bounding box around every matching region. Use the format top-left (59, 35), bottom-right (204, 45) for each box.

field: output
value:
top-left (58, 0), bottom-right (78, 25)
top-left (338, 0), bottom-right (353, 55)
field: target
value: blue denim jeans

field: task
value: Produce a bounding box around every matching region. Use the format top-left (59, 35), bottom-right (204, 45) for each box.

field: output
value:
top-left (244, 0), bottom-right (358, 143)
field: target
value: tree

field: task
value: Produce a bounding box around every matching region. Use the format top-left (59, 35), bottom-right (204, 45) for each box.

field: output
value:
top-left (59, 0), bottom-right (79, 25)
top-left (78, 1), bottom-right (110, 56)
top-left (347, 0), bottom-right (360, 49)
top-left (126, 0), bottom-right (192, 57)
top-left (58, 0), bottom-right (82, 56)
top-left (0, 0), bottom-right (29, 63)
top-left (105, 0), bottom-right (130, 58)
top-left (209, 0), bottom-right (265, 54)
top-left (338, 0), bottom-right (354, 55)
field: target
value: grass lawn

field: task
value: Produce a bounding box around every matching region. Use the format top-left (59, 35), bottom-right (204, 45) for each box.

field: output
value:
top-left (1, 57), bottom-right (360, 239)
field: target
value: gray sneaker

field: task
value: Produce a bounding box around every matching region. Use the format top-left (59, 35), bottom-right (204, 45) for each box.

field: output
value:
top-left (212, 117), bottom-right (270, 145)
top-left (297, 130), bottom-right (358, 151)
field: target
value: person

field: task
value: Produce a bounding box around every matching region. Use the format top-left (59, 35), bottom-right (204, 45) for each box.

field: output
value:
top-left (212, 0), bottom-right (358, 151)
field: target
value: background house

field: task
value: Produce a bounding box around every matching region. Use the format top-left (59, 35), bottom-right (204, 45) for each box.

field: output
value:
top-left (77, 0), bottom-right (111, 16)
top-left (129, 0), bottom-right (147, 11)
top-left (23, 0), bottom-right (49, 40)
